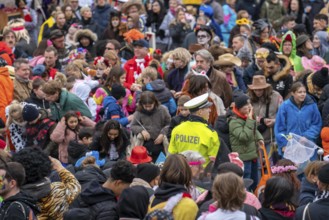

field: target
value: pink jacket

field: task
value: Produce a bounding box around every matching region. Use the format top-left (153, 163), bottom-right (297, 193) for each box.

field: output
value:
top-left (50, 116), bottom-right (95, 163)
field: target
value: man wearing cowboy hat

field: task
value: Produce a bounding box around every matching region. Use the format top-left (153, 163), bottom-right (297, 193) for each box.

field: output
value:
top-left (214, 53), bottom-right (247, 93)
top-left (122, 0), bottom-right (146, 32)
top-left (193, 49), bottom-right (232, 108)
top-left (168, 93), bottom-right (220, 167)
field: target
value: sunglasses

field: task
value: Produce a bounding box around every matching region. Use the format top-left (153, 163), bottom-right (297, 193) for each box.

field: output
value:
top-left (197, 35), bottom-right (208, 39)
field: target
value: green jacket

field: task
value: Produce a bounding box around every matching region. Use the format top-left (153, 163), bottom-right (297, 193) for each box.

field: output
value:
top-left (50, 89), bottom-right (92, 121)
top-left (229, 116), bottom-right (263, 161)
top-left (280, 31), bottom-right (304, 73)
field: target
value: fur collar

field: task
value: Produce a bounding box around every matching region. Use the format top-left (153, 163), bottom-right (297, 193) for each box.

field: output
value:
top-left (264, 54), bottom-right (291, 82)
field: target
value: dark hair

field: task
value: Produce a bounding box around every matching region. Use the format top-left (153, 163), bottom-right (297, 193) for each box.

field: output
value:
top-left (314, 14), bottom-right (328, 24)
top-left (62, 4), bottom-right (74, 19)
top-left (78, 127), bottom-right (94, 140)
top-left (2, 30), bottom-right (16, 40)
top-left (187, 75), bottom-right (211, 97)
top-left (110, 160), bottom-right (136, 183)
top-left (64, 111), bottom-right (80, 134)
top-left (208, 44), bottom-right (233, 61)
top-left (32, 78), bottom-right (46, 90)
top-left (104, 65), bottom-right (126, 87)
top-left (107, 40), bottom-right (121, 50)
top-left (282, 15), bottom-right (296, 25)
top-left (266, 52), bottom-right (279, 63)
top-left (137, 91), bottom-right (160, 112)
top-left (0, 162), bottom-right (26, 188)
top-left (160, 154), bottom-right (192, 188)
top-left (100, 120), bottom-right (124, 154)
top-left (12, 148), bottom-right (52, 184)
top-left (290, 81), bottom-right (305, 93)
top-left (13, 58), bottom-right (29, 70)
top-left (45, 46), bottom-right (58, 56)
top-left (33, 39), bottom-right (49, 56)
top-left (262, 176), bottom-right (295, 208)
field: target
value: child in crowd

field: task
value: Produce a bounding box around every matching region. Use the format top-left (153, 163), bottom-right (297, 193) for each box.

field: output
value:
top-left (51, 111), bottom-right (95, 164)
top-left (103, 84), bottom-right (134, 127)
top-left (91, 120), bottom-right (130, 160)
top-left (93, 56), bottom-right (111, 83)
top-left (167, 95), bottom-right (191, 140)
top-left (68, 127), bottom-right (94, 165)
top-left (6, 101), bottom-right (26, 152)
top-left (25, 78), bottom-right (50, 110)
top-left (23, 104), bottom-right (56, 148)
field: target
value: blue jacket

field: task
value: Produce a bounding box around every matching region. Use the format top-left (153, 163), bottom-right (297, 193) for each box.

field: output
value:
top-left (103, 96), bottom-right (128, 126)
top-left (275, 96), bottom-right (322, 155)
top-left (145, 80), bottom-right (177, 116)
top-left (92, 4), bottom-right (112, 34)
top-left (233, 68), bottom-right (247, 93)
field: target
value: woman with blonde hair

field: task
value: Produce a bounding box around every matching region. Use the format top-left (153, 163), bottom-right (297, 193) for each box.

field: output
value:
top-left (148, 154), bottom-right (198, 219)
top-left (169, 8), bottom-right (192, 50)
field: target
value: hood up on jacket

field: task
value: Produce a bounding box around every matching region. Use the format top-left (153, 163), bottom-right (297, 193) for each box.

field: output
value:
top-left (80, 180), bottom-right (116, 206)
top-left (280, 31), bottom-right (303, 72)
top-left (75, 166), bottom-right (107, 190)
top-left (147, 79), bottom-right (166, 92)
top-left (21, 178), bottom-right (52, 200)
top-left (264, 54), bottom-right (291, 82)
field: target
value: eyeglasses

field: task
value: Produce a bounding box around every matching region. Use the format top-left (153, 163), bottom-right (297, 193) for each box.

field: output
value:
top-left (106, 47), bottom-right (115, 50)
top-left (197, 35), bottom-right (208, 39)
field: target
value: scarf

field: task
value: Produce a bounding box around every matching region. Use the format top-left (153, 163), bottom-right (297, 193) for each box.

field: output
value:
top-left (141, 107), bottom-right (157, 116)
top-left (314, 190), bottom-right (329, 202)
top-left (225, 71), bottom-right (238, 87)
top-left (135, 58), bottom-right (146, 73)
top-left (232, 106), bottom-right (248, 120)
top-left (270, 202), bottom-right (295, 218)
top-left (15, 75), bottom-right (30, 83)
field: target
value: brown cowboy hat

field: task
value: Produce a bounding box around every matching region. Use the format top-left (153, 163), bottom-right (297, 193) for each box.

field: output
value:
top-left (188, 44), bottom-right (203, 54)
top-left (122, 0), bottom-right (144, 14)
top-left (248, 75), bottom-right (271, 90)
top-left (214, 53), bottom-right (241, 67)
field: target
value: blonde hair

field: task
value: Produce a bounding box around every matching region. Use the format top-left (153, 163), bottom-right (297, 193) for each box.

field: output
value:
top-left (6, 101), bottom-right (24, 128)
top-left (5, 19), bottom-right (30, 44)
top-left (141, 66), bottom-right (158, 81)
top-left (304, 161), bottom-right (327, 183)
top-left (212, 173), bottom-right (246, 211)
top-left (104, 50), bottom-right (121, 66)
top-left (54, 11), bottom-right (65, 19)
top-left (172, 47), bottom-right (192, 66)
top-left (81, 156), bottom-right (97, 168)
top-left (80, 6), bottom-right (91, 16)
top-left (54, 72), bottom-right (67, 88)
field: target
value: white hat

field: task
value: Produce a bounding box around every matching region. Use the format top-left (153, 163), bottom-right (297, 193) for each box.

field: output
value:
top-left (184, 93), bottom-right (212, 112)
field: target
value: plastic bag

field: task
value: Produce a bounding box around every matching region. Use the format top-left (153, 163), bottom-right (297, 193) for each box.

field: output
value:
top-left (283, 133), bottom-right (318, 164)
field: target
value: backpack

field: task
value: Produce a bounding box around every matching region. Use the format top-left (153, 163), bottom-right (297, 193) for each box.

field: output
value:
top-left (5, 201), bottom-right (37, 220)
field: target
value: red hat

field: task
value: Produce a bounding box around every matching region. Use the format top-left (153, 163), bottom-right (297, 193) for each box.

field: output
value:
top-left (127, 146), bottom-right (152, 164)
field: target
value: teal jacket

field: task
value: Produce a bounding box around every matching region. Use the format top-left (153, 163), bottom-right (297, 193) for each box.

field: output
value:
top-left (50, 89), bottom-right (92, 121)
top-left (229, 115), bottom-right (263, 161)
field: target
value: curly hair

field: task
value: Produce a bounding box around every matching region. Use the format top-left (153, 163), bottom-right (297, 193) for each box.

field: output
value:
top-left (110, 160), bottom-right (136, 183)
top-left (12, 147), bottom-right (52, 184)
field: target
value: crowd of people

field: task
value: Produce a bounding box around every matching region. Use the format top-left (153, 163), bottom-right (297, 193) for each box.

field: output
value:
top-left (1, 0), bottom-right (329, 219)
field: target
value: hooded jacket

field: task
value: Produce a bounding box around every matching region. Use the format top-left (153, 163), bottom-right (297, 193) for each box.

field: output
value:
top-left (49, 89), bottom-right (92, 121)
top-left (275, 95), bottom-right (322, 155)
top-left (13, 77), bottom-right (32, 103)
top-left (25, 91), bottom-right (50, 110)
top-left (103, 96), bottom-right (129, 126)
top-left (74, 166), bottom-right (107, 191)
top-left (280, 31), bottom-right (303, 73)
top-left (22, 168), bottom-right (81, 220)
top-left (0, 67), bottom-right (13, 123)
top-left (264, 54), bottom-right (293, 99)
top-left (299, 177), bottom-right (318, 206)
top-left (66, 180), bottom-right (118, 220)
top-left (144, 80), bottom-right (177, 115)
top-left (296, 196), bottom-right (329, 220)
top-left (0, 192), bottom-right (39, 220)
top-left (260, 0), bottom-right (286, 28)
top-left (148, 182), bottom-right (198, 220)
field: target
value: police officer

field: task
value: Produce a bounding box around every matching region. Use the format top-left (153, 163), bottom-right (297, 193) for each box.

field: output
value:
top-left (168, 93), bottom-right (220, 167)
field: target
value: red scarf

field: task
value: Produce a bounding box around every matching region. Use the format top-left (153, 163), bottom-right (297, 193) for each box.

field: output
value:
top-left (232, 106), bottom-right (248, 120)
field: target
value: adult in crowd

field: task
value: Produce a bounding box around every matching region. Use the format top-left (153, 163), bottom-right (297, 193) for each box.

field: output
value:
top-left (265, 52), bottom-right (293, 99)
top-left (169, 8), bottom-right (192, 49)
top-left (102, 11), bottom-right (124, 42)
top-left (312, 14), bottom-right (328, 32)
top-left (2, 30), bottom-right (28, 59)
top-left (0, 54), bottom-right (14, 123)
top-left (296, 34), bottom-right (313, 59)
top-left (0, 162), bottom-right (39, 219)
top-left (42, 80), bottom-right (92, 121)
top-left (92, 0), bottom-right (113, 34)
top-left (65, 160), bottom-right (136, 219)
top-left (79, 6), bottom-right (100, 37)
top-left (312, 31), bottom-right (329, 63)
top-left (69, 0), bottom-right (82, 20)
top-left (13, 58), bottom-right (32, 102)
top-left (193, 49), bottom-right (233, 108)
top-left (62, 4), bottom-right (79, 27)
top-left (287, 0), bottom-right (311, 34)
top-left (275, 82), bottom-right (322, 156)
top-left (169, 93), bottom-right (220, 167)
top-left (12, 148), bottom-right (81, 219)
top-left (248, 75), bottom-right (282, 153)
top-left (44, 11), bottom-right (68, 39)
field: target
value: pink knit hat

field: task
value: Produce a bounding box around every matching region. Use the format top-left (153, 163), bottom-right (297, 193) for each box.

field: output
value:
top-left (302, 55), bottom-right (329, 72)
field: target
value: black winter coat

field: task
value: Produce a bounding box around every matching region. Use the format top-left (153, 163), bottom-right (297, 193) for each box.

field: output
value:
top-left (66, 180), bottom-right (118, 220)
top-left (75, 166), bottom-right (107, 191)
top-left (295, 197), bottom-right (329, 220)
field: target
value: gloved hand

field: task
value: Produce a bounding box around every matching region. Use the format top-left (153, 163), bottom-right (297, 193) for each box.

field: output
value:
top-left (157, 29), bottom-right (165, 40)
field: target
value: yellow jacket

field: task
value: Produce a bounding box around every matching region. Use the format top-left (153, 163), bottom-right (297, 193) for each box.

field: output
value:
top-left (168, 116), bottom-right (220, 167)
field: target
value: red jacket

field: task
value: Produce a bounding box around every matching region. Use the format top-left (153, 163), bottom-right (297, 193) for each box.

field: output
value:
top-left (123, 55), bottom-right (163, 89)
